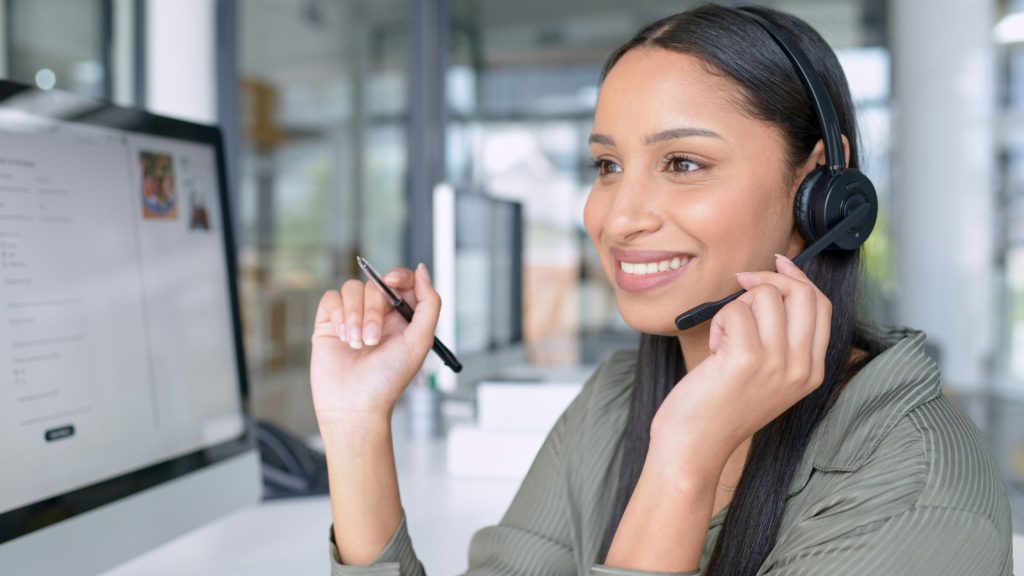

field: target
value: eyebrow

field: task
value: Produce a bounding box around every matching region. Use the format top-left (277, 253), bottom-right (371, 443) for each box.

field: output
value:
top-left (588, 127), bottom-right (724, 146)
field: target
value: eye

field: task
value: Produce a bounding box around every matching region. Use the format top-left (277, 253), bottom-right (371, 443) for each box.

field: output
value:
top-left (589, 158), bottom-right (622, 177)
top-left (664, 155), bottom-right (703, 174)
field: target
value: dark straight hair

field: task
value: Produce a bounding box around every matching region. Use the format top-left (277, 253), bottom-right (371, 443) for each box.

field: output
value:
top-left (594, 5), bottom-right (886, 575)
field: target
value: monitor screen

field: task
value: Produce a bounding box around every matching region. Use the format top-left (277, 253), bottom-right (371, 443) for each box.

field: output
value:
top-left (0, 81), bottom-right (252, 545)
top-left (453, 193), bottom-right (523, 354)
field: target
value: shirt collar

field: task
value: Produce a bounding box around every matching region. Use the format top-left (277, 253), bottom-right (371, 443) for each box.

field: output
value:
top-left (787, 324), bottom-right (942, 496)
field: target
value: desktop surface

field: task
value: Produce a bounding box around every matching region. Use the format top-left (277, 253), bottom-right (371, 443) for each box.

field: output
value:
top-left (102, 427), bottom-right (520, 576)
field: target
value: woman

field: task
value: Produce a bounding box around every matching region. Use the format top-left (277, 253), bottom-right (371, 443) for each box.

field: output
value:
top-left (310, 5), bottom-right (1012, 575)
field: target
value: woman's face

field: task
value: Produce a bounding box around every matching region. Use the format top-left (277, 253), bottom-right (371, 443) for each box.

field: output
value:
top-left (584, 47), bottom-right (808, 336)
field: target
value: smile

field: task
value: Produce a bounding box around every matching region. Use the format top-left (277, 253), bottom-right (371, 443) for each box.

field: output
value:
top-left (612, 253), bottom-right (695, 293)
top-left (620, 256), bottom-right (692, 275)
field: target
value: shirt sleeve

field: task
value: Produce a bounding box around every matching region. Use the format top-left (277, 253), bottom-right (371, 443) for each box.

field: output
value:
top-left (328, 513), bottom-right (423, 576)
top-left (590, 567), bottom-right (698, 576)
top-left (761, 506), bottom-right (1012, 576)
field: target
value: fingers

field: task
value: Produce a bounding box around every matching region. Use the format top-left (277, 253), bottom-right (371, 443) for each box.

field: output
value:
top-left (382, 267), bottom-right (418, 304)
top-left (362, 280), bottom-right (391, 346)
top-left (340, 267), bottom-right (413, 348)
top-left (320, 265), bottom-right (438, 352)
top-left (734, 254), bottom-right (830, 387)
top-left (340, 279), bottom-right (366, 348)
top-left (403, 264), bottom-right (442, 354)
top-left (772, 253), bottom-right (810, 282)
top-left (776, 257), bottom-right (831, 382)
top-left (367, 267), bottom-right (418, 345)
top-left (772, 255), bottom-right (826, 386)
top-left (735, 282), bottom-right (787, 361)
top-left (313, 289), bottom-right (345, 341)
top-left (709, 297), bottom-right (759, 361)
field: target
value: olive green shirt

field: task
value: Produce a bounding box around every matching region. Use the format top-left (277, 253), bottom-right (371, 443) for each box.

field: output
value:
top-left (329, 325), bottom-right (1014, 575)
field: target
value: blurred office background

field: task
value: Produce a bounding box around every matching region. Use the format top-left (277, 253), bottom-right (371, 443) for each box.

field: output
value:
top-left (1, 0), bottom-right (1023, 535)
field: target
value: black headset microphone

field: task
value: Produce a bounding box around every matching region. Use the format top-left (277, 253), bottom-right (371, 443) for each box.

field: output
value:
top-left (674, 10), bottom-right (879, 331)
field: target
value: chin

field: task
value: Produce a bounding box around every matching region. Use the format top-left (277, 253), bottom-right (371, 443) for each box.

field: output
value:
top-left (616, 303), bottom-right (686, 337)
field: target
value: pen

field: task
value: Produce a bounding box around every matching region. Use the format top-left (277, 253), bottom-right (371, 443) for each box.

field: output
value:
top-left (356, 256), bottom-right (463, 374)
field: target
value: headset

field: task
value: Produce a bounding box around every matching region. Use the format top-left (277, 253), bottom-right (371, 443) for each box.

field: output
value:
top-left (674, 8), bottom-right (879, 331)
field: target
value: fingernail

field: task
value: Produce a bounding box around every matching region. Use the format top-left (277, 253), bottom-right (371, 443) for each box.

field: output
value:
top-left (363, 323), bottom-right (380, 346)
top-left (384, 273), bottom-right (400, 285)
top-left (337, 323), bottom-right (347, 342)
top-left (417, 263), bottom-right (432, 284)
top-left (775, 253), bottom-right (792, 263)
top-left (348, 327), bottom-right (362, 349)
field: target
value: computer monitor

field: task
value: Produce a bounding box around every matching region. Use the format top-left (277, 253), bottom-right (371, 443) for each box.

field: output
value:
top-left (432, 183), bottom-right (525, 395)
top-left (0, 80), bottom-right (260, 575)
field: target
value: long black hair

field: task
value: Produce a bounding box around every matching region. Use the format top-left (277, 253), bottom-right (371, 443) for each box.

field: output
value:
top-left (595, 5), bottom-right (886, 574)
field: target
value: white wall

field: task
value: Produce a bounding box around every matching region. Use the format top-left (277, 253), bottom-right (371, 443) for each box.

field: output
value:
top-left (146, 0), bottom-right (217, 124)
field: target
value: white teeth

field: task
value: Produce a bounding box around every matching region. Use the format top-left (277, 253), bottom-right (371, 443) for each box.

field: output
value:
top-left (619, 256), bottom-right (691, 276)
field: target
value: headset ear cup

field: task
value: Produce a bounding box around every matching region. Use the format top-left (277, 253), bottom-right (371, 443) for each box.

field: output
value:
top-left (827, 169), bottom-right (878, 251)
top-left (795, 167), bottom-right (879, 252)
top-left (794, 167), bottom-right (827, 243)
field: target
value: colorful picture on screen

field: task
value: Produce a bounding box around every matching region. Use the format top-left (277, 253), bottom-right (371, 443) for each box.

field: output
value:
top-left (189, 191), bottom-right (211, 231)
top-left (139, 151), bottom-right (178, 220)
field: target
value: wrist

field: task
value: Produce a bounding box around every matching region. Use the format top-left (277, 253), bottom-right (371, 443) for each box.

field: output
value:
top-left (645, 434), bottom-right (729, 492)
top-left (318, 410), bottom-right (393, 446)
top-left (605, 447), bottom-right (719, 570)
top-left (317, 401), bottom-right (393, 427)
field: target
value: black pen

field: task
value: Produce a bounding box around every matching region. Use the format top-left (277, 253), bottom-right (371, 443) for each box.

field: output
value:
top-left (356, 256), bottom-right (463, 374)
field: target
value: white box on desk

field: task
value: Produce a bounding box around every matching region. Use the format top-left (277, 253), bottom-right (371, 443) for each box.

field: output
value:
top-left (475, 382), bottom-right (583, 431)
top-left (447, 381), bottom-right (585, 479)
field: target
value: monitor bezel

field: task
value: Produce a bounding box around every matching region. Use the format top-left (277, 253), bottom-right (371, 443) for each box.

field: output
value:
top-left (0, 79), bottom-right (256, 546)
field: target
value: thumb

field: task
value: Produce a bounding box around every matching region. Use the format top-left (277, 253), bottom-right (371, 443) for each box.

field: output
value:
top-left (404, 263), bottom-right (441, 351)
top-left (708, 293), bottom-right (750, 354)
top-left (709, 312), bottom-right (725, 353)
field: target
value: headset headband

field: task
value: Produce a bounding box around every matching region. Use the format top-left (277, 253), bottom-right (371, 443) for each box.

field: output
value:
top-left (740, 9), bottom-right (846, 173)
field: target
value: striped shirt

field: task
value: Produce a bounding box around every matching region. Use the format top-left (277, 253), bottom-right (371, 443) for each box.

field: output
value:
top-left (329, 325), bottom-right (1013, 575)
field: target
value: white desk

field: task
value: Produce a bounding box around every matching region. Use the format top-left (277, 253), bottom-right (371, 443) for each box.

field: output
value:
top-left (101, 496), bottom-right (335, 576)
top-left (102, 433), bottom-right (521, 575)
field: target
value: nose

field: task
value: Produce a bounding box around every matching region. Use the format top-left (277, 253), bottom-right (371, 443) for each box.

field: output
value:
top-left (603, 175), bottom-right (663, 242)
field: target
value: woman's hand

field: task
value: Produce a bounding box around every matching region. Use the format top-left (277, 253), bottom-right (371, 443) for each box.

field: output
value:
top-left (310, 263), bottom-right (441, 427)
top-left (651, 253), bottom-right (832, 480)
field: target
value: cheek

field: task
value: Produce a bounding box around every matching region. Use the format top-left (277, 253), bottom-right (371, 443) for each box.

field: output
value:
top-left (583, 191), bottom-right (618, 281)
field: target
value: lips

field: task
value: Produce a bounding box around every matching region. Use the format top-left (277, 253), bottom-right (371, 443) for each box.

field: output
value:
top-left (609, 247), bottom-right (696, 293)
